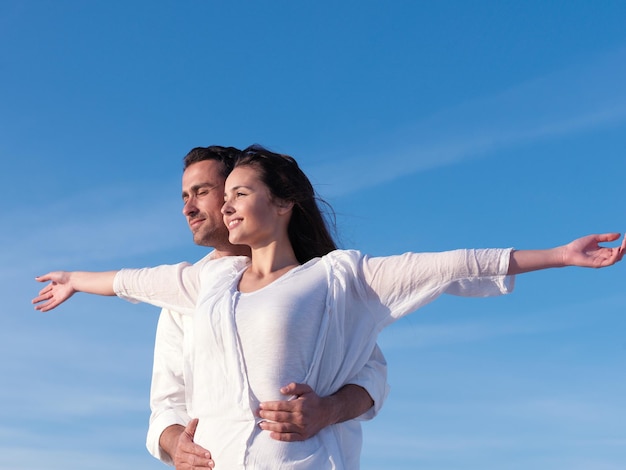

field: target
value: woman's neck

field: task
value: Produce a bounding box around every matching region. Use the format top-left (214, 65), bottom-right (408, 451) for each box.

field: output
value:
top-left (239, 241), bottom-right (300, 293)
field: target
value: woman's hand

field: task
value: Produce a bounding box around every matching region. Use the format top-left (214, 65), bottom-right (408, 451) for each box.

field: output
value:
top-left (509, 232), bottom-right (625, 275)
top-left (563, 232), bottom-right (626, 268)
top-left (32, 272), bottom-right (76, 312)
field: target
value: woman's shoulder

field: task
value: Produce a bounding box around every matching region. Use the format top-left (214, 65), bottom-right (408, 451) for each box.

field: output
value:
top-left (320, 249), bottom-right (367, 270)
top-left (322, 248), bottom-right (361, 259)
top-left (198, 255), bottom-right (250, 273)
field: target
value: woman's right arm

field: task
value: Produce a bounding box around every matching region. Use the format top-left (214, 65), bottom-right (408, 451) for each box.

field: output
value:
top-left (33, 261), bottom-right (204, 314)
top-left (32, 271), bottom-right (117, 312)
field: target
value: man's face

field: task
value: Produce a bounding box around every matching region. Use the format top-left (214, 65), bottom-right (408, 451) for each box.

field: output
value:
top-left (182, 160), bottom-right (230, 248)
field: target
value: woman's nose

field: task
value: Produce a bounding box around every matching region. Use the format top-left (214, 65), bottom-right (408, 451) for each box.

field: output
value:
top-left (221, 199), bottom-right (233, 215)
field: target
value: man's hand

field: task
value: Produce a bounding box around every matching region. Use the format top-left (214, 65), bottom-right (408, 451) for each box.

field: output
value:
top-left (257, 383), bottom-right (338, 442)
top-left (161, 419), bottom-right (215, 469)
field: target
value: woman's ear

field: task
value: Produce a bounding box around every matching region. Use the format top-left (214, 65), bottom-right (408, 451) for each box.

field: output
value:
top-left (275, 198), bottom-right (294, 215)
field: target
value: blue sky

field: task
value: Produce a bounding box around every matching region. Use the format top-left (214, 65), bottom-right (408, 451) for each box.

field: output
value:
top-left (2, 1), bottom-right (626, 469)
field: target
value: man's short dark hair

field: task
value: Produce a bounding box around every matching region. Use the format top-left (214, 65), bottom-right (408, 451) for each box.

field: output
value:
top-left (183, 146), bottom-right (241, 179)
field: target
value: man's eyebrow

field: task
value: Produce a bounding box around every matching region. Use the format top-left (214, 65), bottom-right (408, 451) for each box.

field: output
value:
top-left (192, 182), bottom-right (217, 191)
top-left (182, 182), bottom-right (217, 198)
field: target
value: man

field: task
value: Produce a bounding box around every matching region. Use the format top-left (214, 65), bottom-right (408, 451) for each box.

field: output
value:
top-left (146, 146), bottom-right (389, 468)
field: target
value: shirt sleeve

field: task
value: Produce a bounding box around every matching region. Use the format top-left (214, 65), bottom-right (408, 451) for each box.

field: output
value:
top-left (113, 262), bottom-right (202, 315)
top-left (146, 308), bottom-right (191, 465)
top-left (113, 256), bottom-right (248, 315)
top-left (358, 248), bottom-right (515, 328)
top-left (344, 343), bottom-right (390, 421)
top-left (145, 254), bottom-right (219, 464)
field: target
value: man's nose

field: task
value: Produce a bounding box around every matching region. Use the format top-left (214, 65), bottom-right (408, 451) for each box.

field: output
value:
top-left (183, 198), bottom-right (198, 216)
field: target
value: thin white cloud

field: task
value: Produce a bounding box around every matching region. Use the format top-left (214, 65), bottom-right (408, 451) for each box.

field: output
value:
top-left (308, 47), bottom-right (626, 196)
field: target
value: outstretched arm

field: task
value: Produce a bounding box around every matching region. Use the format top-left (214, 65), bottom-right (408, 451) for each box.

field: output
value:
top-left (32, 271), bottom-right (117, 312)
top-left (508, 232), bottom-right (625, 275)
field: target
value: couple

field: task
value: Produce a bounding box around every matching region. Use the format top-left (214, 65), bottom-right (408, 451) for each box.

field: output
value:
top-left (33, 144), bottom-right (625, 469)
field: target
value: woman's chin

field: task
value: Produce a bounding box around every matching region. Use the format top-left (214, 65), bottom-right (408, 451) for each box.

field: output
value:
top-left (229, 234), bottom-right (244, 246)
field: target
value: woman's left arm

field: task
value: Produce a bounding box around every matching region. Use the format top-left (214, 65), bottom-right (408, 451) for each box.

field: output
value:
top-left (508, 232), bottom-right (625, 275)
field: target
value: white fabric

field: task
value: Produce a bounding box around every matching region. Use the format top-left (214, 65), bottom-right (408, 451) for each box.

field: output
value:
top-left (145, 253), bottom-right (390, 465)
top-left (146, 308), bottom-right (192, 464)
top-left (116, 248), bottom-right (514, 469)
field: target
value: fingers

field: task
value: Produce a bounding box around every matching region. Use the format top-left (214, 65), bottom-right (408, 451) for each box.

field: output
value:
top-left (31, 284), bottom-right (53, 304)
top-left (175, 419), bottom-right (214, 469)
top-left (38, 284), bottom-right (52, 296)
top-left (259, 419), bottom-right (296, 433)
top-left (259, 400), bottom-right (302, 416)
top-left (185, 418), bottom-right (199, 437)
top-left (258, 400), bottom-right (284, 412)
top-left (180, 452), bottom-right (214, 469)
top-left (32, 287), bottom-right (59, 311)
top-left (258, 408), bottom-right (300, 424)
top-left (259, 395), bottom-right (303, 413)
top-left (595, 232), bottom-right (621, 243)
top-left (35, 274), bottom-right (52, 283)
top-left (281, 382), bottom-right (313, 397)
top-left (34, 299), bottom-right (57, 312)
top-left (32, 297), bottom-right (52, 311)
top-left (32, 292), bottom-right (50, 305)
top-left (32, 275), bottom-right (58, 312)
top-left (176, 450), bottom-right (215, 469)
top-left (601, 232), bottom-right (625, 265)
top-left (258, 419), bottom-right (306, 442)
top-left (260, 383), bottom-right (308, 412)
top-left (584, 232), bottom-right (625, 267)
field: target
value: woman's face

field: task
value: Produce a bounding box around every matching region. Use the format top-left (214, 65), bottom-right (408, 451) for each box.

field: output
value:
top-left (221, 165), bottom-right (290, 248)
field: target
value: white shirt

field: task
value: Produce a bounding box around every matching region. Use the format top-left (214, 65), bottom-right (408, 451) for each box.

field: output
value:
top-left (115, 248), bottom-right (514, 469)
top-left (145, 253), bottom-right (390, 465)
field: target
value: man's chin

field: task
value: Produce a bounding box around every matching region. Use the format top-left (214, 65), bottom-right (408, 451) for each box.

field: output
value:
top-left (192, 232), bottom-right (206, 245)
top-left (193, 232), bottom-right (216, 247)
top-left (194, 236), bottom-right (206, 246)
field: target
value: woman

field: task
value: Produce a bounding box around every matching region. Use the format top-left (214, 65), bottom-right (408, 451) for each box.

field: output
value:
top-left (33, 145), bottom-right (625, 469)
